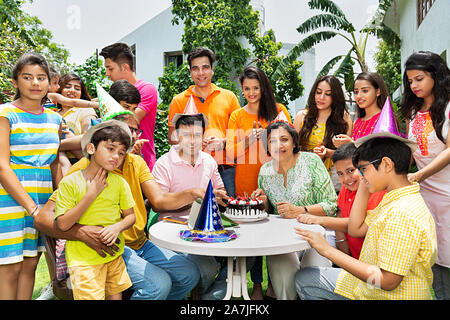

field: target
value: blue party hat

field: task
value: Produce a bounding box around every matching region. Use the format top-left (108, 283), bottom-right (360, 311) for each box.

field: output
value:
top-left (180, 180), bottom-right (237, 242)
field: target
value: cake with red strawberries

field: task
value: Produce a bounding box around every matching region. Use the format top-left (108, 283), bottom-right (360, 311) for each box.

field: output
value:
top-left (225, 196), bottom-right (266, 218)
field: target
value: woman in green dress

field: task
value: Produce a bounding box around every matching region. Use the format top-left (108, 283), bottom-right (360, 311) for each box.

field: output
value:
top-left (253, 120), bottom-right (337, 299)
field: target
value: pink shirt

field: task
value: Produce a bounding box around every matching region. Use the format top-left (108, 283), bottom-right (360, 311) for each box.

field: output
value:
top-left (152, 145), bottom-right (224, 219)
top-left (134, 79), bottom-right (158, 170)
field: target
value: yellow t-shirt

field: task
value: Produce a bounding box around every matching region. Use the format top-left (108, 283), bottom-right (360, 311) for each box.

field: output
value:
top-left (334, 183), bottom-right (437, 300)
top-left (55, 171), bottom-right (135, 267)
top-left (50, 154), bottom-right (154, 250)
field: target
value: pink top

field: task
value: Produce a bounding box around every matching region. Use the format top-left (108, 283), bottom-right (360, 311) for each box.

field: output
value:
top-left (152, 145), bottom-right (225, 219)
top-left (351, 112), bottom-right (380, 140)
top-left (134, 79), bottom-right (158, 170)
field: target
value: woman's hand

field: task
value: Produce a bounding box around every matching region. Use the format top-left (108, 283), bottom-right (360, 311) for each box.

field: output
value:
top-left (277, 202), bottom-right (300, 219)
top-left (247, 121), bottom-right (264, 147)
top-left (332, 134), bottom-right (353, 148)
top-left (313, 145), bottom-right (327, 160)
top-left (407, 171), bottom-right (423, 183)
top-left (297, 214), bottom-right (322, 225)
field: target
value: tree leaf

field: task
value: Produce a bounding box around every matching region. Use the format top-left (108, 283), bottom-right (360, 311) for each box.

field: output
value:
top-left (272, 31), bottom-right (338, 81)
top-left (308, 0), bottom-right (347, 18)
top-left (297, 13), bottom-right (355, 34)
top-left (316, 55), bottom-right (344, 78)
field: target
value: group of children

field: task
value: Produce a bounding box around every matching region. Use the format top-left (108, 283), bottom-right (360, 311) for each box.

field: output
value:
top-left (0, 45), bottom-right (448, 301)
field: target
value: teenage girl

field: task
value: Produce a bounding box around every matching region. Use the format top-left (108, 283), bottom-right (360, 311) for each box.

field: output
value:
top-left (0, 52), bottom-right (62, 299)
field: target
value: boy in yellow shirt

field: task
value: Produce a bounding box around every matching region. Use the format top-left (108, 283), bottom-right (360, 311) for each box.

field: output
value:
top-left (55, 120), bottom-right (136, 300)
top-left (294, 137), bottom-right (437, 300)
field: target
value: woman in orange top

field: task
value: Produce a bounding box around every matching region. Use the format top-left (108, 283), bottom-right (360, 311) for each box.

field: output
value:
top-left (226, 66), bottom-right (291, 198)
top-left (226, 66), bottom-right (291, 300)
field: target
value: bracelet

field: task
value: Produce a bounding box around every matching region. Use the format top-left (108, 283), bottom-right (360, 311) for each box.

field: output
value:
top-left (335, 239), bottom-right (347, 243)
top-left (303, 206), bottom-right (309, 215)
top-left (29, 206), bottom-right (39, 217)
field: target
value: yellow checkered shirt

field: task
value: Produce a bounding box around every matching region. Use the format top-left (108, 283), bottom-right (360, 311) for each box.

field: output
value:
top-left (334, 183), bottom-right (437, 300)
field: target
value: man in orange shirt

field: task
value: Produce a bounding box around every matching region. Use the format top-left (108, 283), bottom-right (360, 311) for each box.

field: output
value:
top-left (168, 47), bottom-right (241, 198)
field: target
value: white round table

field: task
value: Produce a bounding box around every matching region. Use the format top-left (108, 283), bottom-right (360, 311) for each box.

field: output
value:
top-left (149, 214), bottom-right (325, 300)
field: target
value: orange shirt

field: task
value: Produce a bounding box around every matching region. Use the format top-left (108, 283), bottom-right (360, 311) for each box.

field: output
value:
top-left (226, 104), bottom-right (291, 196)
top-left (168, 84), bottom-right (241, 165)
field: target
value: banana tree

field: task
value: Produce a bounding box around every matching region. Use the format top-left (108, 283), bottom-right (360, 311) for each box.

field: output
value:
top-left (272, 0), bottom-right (400, 93)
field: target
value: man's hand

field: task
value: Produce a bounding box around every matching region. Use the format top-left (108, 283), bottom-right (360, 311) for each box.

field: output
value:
top-left (190, 188), bottom-right (206, 201)
top-left (132, 139), bottom-right (149, 155)
top-left (75, 225), bottom-right (120, 257)
top-left (214, 188), bottom-right (229, 207)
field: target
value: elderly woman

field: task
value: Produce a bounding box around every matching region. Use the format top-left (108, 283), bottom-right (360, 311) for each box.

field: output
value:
top-left (253, 120), bottom-right (338, 300)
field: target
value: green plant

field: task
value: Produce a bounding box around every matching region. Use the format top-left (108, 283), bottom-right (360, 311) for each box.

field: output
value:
top-left (374, 39), bottom-right (401, 95)
top-left (72, 53), bottom-right (112, 98)
top-left (154, 103), bottom-right (171, 160)
top-left (272, 0), bottom-right (400, 95)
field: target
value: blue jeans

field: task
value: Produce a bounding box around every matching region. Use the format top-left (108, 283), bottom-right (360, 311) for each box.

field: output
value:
top-left (295, 267), bottom-right (348, 300)
top-left (122, 241), bottom-right (200, 300)
top-left (219, 167), bottom-right (236, 198)
top-left (432, 264), bottom-right (450, 300)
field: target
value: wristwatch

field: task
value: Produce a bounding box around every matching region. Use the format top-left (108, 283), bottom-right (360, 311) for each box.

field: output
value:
top-left (303, 206), bottom-right (309, 215)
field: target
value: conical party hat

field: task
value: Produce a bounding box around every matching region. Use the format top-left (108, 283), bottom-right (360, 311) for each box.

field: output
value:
top-left (96, 82), bottom-right (134, 121)
top-left (372, 96), bottom-right (401, 136)
top-left (354, 97), bottom-right (417, 151)
top-left (268, 110), bottom-right (294, 128)
top-left (180, 180), bottom-right (237, 243)
top-left (171, 95), bottom-right (209, 128)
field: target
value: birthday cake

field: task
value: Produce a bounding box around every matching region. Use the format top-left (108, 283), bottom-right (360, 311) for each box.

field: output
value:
top-left (225, 197), bottom-right (266, 218)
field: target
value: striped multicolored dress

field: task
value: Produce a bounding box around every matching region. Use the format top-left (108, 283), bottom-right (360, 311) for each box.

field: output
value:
top-left (0, 103), bottom-right (61, 265)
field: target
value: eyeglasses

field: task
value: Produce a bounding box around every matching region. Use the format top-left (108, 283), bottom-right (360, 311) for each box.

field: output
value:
top-left (357, 158), bottom-right (381, 177)
top-left (129, 127), bottom-right (143, 138)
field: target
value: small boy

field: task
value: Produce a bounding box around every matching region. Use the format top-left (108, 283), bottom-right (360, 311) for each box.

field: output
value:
top-left (109, 79), bottom-right (141, 113)
top-left (297, 143), bottom-right (385, 259)
top-left (55, 120), bottom-right (136, 300)
top-left (295, 137), bottom-right (437, 300)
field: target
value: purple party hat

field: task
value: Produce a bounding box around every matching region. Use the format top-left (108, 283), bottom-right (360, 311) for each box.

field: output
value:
top-left (180, 180), bottom-right (237, 243)
top-left (372, 96), bottom-right (401, 136)
top-left (354, 97), bottom-right (417, 151)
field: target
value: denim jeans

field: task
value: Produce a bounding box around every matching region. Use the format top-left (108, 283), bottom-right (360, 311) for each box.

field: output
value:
top-left (219, 167), bottom-right (236, 198)
top-left (432, 264), bottom-right (450, 300)
top-left (295, 267), bottom-right (348, 300)
top-left (122, 241), bottom-right (200, 300)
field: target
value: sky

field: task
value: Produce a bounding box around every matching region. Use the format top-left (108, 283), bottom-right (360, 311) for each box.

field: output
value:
top-left (23, 0), bottom-right (380, 73)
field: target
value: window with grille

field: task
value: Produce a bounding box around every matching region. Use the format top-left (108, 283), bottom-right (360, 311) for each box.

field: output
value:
top-left (417, 0), bottom-right (435, 27)
top-left (164, 51), bottom-right (184, 68)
